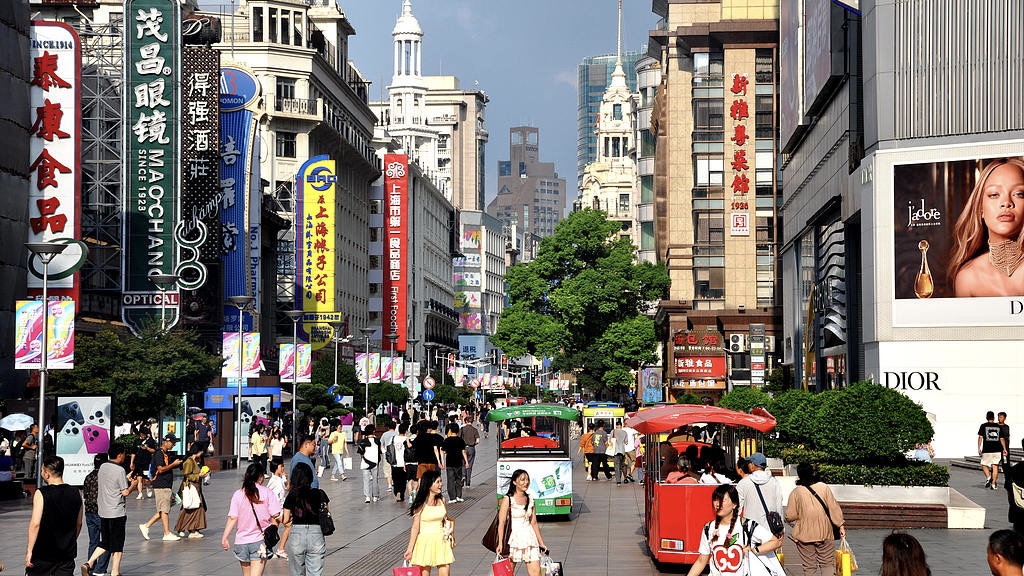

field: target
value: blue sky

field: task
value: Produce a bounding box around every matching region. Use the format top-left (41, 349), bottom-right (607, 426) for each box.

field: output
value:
top-left (338, 0), bottom-right (654, 204)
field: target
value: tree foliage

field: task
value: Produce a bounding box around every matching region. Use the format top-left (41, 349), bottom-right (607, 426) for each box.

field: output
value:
top-left (490, 209), bottom-right (670, 395)
top-left (48, 327), bottom-right (221, 421)
top-left (718, 386), bottom-right (772, 413)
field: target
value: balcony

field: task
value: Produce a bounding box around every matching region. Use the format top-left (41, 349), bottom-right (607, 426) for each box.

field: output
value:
top-left (275, 97), bottom-right (320, 119)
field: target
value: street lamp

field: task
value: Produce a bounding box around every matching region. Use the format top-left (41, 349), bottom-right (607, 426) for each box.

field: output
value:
top-left (359, 327), bottom-right (375, 416)
top-left (331, 321), bottom-right (350, 407)
top-left (423, 343), bottom-right (435, 380)
top-left (227, 295), bottom-right (254, 469)
top-left (385, 332), bottom-right (398, 384)
top-left (283, 309), bottom-right (303, 453)
top-left (149, 273), bottom-right (180, 331)
top-left (404, 338), bottom-right (419, 400)
top-left (26, 241), bottom-right (68, 483)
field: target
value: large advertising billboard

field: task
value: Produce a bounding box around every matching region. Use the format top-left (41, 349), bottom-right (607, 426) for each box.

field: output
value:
top-left (383, 155), bottom-right (409, 352)
top-left (295, 155), bottom-right (340, 349)
top-left (15, 300), bottom-right (75, 370)
top-left (56, 396), bottom-right (111, 485)
top-left (890, 152), bottom-right (1024, 326)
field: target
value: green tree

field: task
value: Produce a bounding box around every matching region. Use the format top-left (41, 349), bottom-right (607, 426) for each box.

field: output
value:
top-left (675, 393), bottom-right (703, 405)
top-left (48, 327), bottom-right (220, 421)
top-left (491, 209), bottom-right (670, 396)
top-left (718, 386), bottom-right (772, 413)
top-left (814, 381), bottom-right (933, 461)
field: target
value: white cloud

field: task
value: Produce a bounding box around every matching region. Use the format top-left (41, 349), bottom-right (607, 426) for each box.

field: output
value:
top-left (553, 69), bottom-right (577, 89)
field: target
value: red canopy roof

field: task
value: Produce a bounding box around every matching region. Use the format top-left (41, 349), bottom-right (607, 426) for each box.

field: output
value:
top-left (625, 404), bottom-right (776, 435)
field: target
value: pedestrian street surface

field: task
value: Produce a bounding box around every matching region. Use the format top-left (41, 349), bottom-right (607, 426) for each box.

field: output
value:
top-left (0, 429), bottom-right (1013, 575)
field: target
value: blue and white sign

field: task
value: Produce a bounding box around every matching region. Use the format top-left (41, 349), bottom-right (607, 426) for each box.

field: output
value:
top-left (219, 66), bottom-right (260, 112)
top-left (422, 389), bottom-right (435, 402)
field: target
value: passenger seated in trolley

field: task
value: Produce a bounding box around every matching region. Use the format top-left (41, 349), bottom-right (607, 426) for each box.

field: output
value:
top-left (664, 457), bottom-right (700, 484)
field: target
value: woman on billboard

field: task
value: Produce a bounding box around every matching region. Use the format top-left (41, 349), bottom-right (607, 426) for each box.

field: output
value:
top-left (948, 158), bottom-right (1024, 296)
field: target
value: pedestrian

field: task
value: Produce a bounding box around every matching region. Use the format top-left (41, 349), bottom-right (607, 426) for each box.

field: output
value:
top-left (1007, 439), bottom-right (1024, 534)
top-left (414, 420), bottom-right (444, 480)
top-left (250, 423), bottom-right (268, 477)
top-left (442, 427), bottom-right (468, 503)
top-left (82, 445), bottom-right (136, 576)
top-left (129, 428), bottom-right (156, 499)
top-left (577, 424), bottom-right (595, 480)
top-left (403, 469), bottom-right (454, 576)
top-left (480, 403), bottom-right (491, 438)
top-left (685, 484), bottom-right (782, 576)
top-left (458, 416), bottom-right (480, 487)
top-left (291, 434), bottom-right (319, 490)
top-left (25, 456), bottom-right (82, 576)
top-left (380, 420), bottom-right (397, 492)
top-left (194, 416), bottom-right (215, 467)
top-left (880, 532), bottom-right (931, 576)
top-left (281, 463), bottom-right (329, 576)
top-left (404, 422), bottom-right (420, 504)
top-left (269, 429), bottom-right (287, 467)
top-left (612, 420), bottom-right (630, 484)
top-left (174, 443), bottom-right (209, 539)
top-left (735, 452), bottom-right (783, 536)
top-left (357, 424), bottom-right (381, 503)
top-left (988, 529), bottom-right (1024, 576)
top-left (82, 454), bottom-right (110, 576)
top-left (700, 457), bottom-right (733, 485)
top-left (590, 420), bottom-right (613, 481)
top-left (980, 411), bottom-right (1008, 490)
top-left (221, 463), bottom-right (282, 576)
top-left (315, 418), bottom-right (331, 477)
top-left (327, 422), bottom-right (349, 481)
top-left (23, 423), bottom-right (39, 479)
top-left (622, 423), bottom-right (639, 482)
top-left (496, 469), bottom-right (549, 576)
top-left (139, 434), bottom-right (184, 541)
top-left (391, 422), bottom-right (409, 503)
top-left (1001, 412), bottom-right (1013, 486)
top-left (785, 463), bottom-right (846, 576)
top-left (265, 460), bottom-right (290, 558)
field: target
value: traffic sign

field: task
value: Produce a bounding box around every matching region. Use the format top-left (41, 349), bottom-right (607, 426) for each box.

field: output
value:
top-left (422, 389), bottom-right (435, 402)
top-left (423, 376), bottom-right (436, 390)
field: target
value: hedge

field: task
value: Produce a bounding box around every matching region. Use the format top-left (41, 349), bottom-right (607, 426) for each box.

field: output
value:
top-left (815, 462), bottom-right (949, 487)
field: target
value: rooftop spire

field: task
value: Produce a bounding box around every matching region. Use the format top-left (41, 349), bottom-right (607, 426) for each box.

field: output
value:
top-left (609, 0), bottom-right (627, 89)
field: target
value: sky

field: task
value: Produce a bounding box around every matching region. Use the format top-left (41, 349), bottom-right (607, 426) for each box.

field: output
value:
top-left (336, 0), bottom-right (655, 205)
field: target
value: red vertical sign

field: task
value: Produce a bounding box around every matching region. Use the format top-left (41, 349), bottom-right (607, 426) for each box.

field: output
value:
top-left (383, 154), bottom-right (408, 351)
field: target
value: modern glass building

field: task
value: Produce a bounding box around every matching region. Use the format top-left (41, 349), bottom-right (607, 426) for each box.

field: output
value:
top-left (577, 48), bottom-right (645, 187)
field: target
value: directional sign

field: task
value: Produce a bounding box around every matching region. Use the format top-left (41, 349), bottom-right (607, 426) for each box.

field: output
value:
top-left (423, 376), bottom-right (435, 390)
top-left (422, 389), bottom-right (435, 402)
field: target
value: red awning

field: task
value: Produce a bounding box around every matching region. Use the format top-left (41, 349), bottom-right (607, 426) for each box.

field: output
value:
top-left (625, 404), bottom-right (776, 435)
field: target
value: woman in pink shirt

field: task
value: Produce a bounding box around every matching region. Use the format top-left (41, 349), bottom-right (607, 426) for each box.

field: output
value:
top-left (221, 463), bottom-right (282, 576)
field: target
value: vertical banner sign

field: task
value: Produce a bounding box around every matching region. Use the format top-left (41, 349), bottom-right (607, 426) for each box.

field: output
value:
top-left (749, 323), bottom-right (766, 385)
top-left (122, 0), bottom-right (180, 334)
top-left (56, 396), bottom-right (112, 485)
top-left (383, 154), bottom-right (409, 352)
top-left (14, 300), bottom-right (76, 370)
top-left (355, 352), bottom-right (381, 384)
top-left (728, 72), bottom-right (751, 236)
top-left (295, 155), bottom-right (340, 349)
top-left (28, 21), bottom-right (84, 302)
top-left (178, 46), bottom-right (221, 301)
top-left (222, 331), bottom-right (260, 378)
top-left (219, 66), bottom-right (260, 332)
top-left (278, 343), bottom-right (311, 382)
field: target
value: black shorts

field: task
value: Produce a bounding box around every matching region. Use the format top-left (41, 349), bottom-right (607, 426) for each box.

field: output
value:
top-left (26, 558), bottom-right (75, 576)
top-left (99, 516), bottom-right (127, 553)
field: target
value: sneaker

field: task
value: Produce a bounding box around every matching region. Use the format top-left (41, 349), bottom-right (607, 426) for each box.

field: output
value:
top-left (139, 523), bottom-right (151, 540)
top-left (986, 479), bottom-right (993, 488)
top-left (331, 476), bottom-right (339, 482)
top-left (373, 496), bottom-right (379, 502)
top-left (162, 533), bottom-right (181, 541)
top-left (178, 531), bottom-right (186, 537)
top-left (147, 488), bottom-right (153, 498)
top-left (341, 475), bottom-right (347, 481)
top-left (993, 483), bottom-right (1000, 491)
top-left (188, 531), bottom-right (204, 539)
top-left (276, 549), bottom-right (288, 559)
top-left (456, 498), bottom-right (464, 502)
top-left (136, 493), bottom-right (145, 500)
top-left (365, 498), bottom-right (371, 503)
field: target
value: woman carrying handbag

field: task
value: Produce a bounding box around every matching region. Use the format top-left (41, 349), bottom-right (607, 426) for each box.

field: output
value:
top-left (496, 469), bottom-right (549, 576)
top-left (785, 463), bottom-right (846, 576)
top-left (175, 443), bottom-right (208, 538)
top-left (403, 470), bottom-right (455, 576)
top-left (221, 463), bottom-right (282, 576)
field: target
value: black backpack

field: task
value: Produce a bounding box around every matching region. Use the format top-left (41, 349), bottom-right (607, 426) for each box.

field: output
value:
top-left (385, 440), bottom-right (397, 466)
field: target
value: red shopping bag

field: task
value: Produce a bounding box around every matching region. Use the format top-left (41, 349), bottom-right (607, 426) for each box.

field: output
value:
top-left (492, 555), bottom-right (514, 576)
top-left (392, 563), bottom-right (418, 576)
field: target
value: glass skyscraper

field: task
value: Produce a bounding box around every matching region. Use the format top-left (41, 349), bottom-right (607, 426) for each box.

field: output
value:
top-left (576, 47), bottom-right (645, 186)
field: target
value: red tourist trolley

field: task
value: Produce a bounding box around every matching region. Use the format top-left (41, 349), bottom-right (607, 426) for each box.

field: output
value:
top-left (626, 404), bottom-right (776, 565)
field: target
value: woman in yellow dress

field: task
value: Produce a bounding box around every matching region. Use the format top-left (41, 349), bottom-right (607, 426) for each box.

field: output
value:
top-left (403, 470), bottom-right (454, 576)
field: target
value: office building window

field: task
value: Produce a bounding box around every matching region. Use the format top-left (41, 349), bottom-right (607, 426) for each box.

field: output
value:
top-left (641, 175), bottom-right (654, 204)
top-left (640, 129), bottom-right (656, 157)
top-left (613, 104), bottom-right (622, 120)
top-left (276, 131), bottom-right (296, 158)
top-left (695, 155), bottom-right (724, 187)
top-left (694, 99), bottom-right (725, 131)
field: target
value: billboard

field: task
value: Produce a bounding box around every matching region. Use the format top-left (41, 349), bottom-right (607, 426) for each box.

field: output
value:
top-left (890, 152), bottom-right (1024, 326)
top-left (278, 343), bottom-right (311, 382)
top-left (295, 155), bottom-right (340, 349)
top-left (640, 367), bottom-right (663, 404)
top-left (122, 0), bottom-right (180, 335)
top-left (355, 352), bottom-right (381, 384)
top-left (383, 155), bottom-right (409, 351)
top-left (222, 331), bottom-right (260, 378)
top-left (14, 300), bottom-right (75, 370)
top-left (56, 396), bottom-right (111, 485)
top-left (779, 0), bottom-right (803, 150)
top-left (28, 21), bottom-right (84, 302)
top-left (727, 71), bottom-right (753, 236)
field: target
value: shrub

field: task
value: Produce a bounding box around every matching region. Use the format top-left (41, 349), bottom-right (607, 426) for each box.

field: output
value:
top-left (768, 390), bottom-right (816, 442)
top-left (816, 462), bottom-right (949, 487)
top-left (765, 442), bottom-right (830, 465)
top-left (718, 386), bottom-right (772, 413)
top-left (675, 393), bottom-right (703, 405)
top-left (814, 381), bottom-right (934, 461)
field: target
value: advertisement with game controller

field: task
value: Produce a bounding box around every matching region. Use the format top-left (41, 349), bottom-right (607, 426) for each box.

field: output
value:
top-left (235, 395), bottom-right (272, 456)
top-left (56, 396), bottom-right (111, 485)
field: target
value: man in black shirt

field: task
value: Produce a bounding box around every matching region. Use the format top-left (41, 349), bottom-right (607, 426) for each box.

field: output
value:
top-left (980, 411), bottom-right (1009, 490)
top-left (129, 428), bottom-right (156, 499)
top-left (140, 435), bottom-right (183, 540)
top-left (413, 421), bottom-right (444, 480)
top-left (442, 428), bottom-right (468, 503)
top-left (25, 455), bottom-right (82, 575)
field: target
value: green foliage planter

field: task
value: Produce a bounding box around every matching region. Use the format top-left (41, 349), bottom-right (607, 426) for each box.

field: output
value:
top-left (815, 462), bottom-right (950, 487)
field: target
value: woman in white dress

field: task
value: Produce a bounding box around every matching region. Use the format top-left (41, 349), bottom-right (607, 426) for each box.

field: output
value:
top-left (495, 469), bottom-right (549, 576)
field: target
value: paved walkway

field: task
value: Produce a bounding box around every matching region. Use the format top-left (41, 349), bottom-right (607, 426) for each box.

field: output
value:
top-left (0, 435), bottom-right (1012, 575)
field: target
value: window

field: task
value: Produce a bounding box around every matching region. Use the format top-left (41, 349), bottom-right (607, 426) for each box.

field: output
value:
top-left (755, 94), bottom-right (773, 139)
top-left (695, 155), bottom-right (724, 187)
top-left (640, 221), bottom-right (655, 251)
top-left (640, 129), bottom-right (656, 157)
top-left (640, 175), bottom-right (654, 204)
top-left (613, 104), bottom-right (622, 120)
top-left (695, 212), bottom-right (725, 245)
top-left (275, 180), bottom-right (293, 211)
top-left (755, 151), bottom-right (773, 185)
top-left (755, 49), bottom-right (774, 83)
top-left (276, 77), bottom-right (296, 102)
top-left (693, 53), bottom-right (724, 86)
top-left (268, 8), bottom-right (277, 43)
top-left (499, 161), bottom-right (511, 177)
top-left (276, 131), bottom-right (296, 158)
top-left (618, 193), bottom-right (630, 214)
top-left (252, 7), bottom-right (263, 41)
top-left (694, 99), bottom-right (725, 132)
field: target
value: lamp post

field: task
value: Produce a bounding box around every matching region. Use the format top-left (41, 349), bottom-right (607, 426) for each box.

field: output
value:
top-left (423, 343), bottom-right (435, 381)
top-left (227, 295), bottom-right (254, 469)
top-left (385, 332), bottom-right (398, 384)
top-left (359, 327), bottom-right (375, 416)
top-left (331, 320), bottom-right (349, 404)
top-left (283, 310), bottom-right (303, 452)
top-left (26, 241), bottom-right (68, 483)
top-left (150, 273), bottom-right (180, 331)
top-left (404, 338), bottom-right (419, 401)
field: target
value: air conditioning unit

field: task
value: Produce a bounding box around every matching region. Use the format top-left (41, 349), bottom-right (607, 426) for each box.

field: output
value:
top-left (765, 335), bottom-right (776, 353)
top-left (728, 333), bottom-right (747, 353)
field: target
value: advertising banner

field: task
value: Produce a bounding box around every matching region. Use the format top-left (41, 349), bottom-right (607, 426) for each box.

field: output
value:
top-left (891, 154), bottom-right (1024, 326)
top-left (727, 71), bottom-right (753, 237)
top-left (222, 331), bottom-right (260, 378)
top-left (355, 352), bottom-right (381, 384)
top-left (236, 395), bottom-right (272, 454)
top-left (28, 21), bottom-right (83, 301)
top-left (674, 356), bottom-right (726, 379)
top-left (278, 343), bottom-right (311, 382)
top-left (295, 155), bottom-right (340, 349)
top-left (14, 300), bottom-right (75, 369)
top-left (383, 154), bottom-right (409, 351)
top-left (495, 459), bottom-right (572, 516)
top-left (381, 357), bottom-right (405, 384)
top-left (122, 0), bottom-right (180, 335)
top-left (641, 367), bottom-right (663, 403)
top-left (56, 395), bottom-right (111, 485)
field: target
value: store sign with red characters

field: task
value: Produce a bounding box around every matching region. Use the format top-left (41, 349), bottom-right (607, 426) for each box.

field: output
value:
top-left (27, 21), bottom-right (84, 301)
top-left (728, 72), bottom-right (751, 236)
top-left (383, 154), bottom-right (409, 352)
top-left (675, 356), bottom-right (727, 379)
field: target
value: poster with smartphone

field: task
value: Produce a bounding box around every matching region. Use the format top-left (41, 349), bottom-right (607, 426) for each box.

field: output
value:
top-left (56, 395), bottom-right (111, 485)
top-left (235, 395), bottom-right (272, 457)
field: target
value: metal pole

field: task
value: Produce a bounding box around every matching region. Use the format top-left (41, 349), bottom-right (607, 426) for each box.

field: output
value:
top-left (36, 258), bottom-right (49, 483)
top-left (292, 320), bottom-right (299, 451)
top-left (237, 308), bottom-right (244, 469)
top-left (364, 335), bottom-right (371, 415)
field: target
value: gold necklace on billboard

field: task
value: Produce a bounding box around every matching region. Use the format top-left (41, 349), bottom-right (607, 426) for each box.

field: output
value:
top-left (988, 240), bottom-right (1024, 277)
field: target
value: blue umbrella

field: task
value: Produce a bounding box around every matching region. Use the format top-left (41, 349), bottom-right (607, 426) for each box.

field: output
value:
top-left (0, 413), bottom-right (34, 431)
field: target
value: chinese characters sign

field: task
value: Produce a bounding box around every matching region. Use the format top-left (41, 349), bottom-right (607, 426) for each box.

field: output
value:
top-left (28, 21), bottom-right (82, 300)
top-left (728, 72), bottom-right (751, 237)
top-left (383, 154), bottom-right (409, 352)
top-left (296, 155), bottom-right (339, 349)
top-left (122, 0), bottom-right (180, 334)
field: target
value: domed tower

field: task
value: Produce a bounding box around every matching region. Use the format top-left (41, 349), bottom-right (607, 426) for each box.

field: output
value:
top-left (387, 0), bottom-right (437, 164)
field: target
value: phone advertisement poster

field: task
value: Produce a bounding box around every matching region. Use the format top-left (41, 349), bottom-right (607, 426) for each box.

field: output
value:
top-left (56, 395), bottom-right (111, 485)
top-left (236, 395), bottom-right (272, 455)
top-left (15, 300), bottom-right (75, 369)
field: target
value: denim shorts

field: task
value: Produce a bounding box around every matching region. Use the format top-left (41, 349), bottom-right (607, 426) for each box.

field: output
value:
top-left (233, 541), bottom-right (270, 562)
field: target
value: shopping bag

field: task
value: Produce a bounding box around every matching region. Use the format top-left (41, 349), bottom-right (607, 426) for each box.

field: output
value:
top-left (837, 536), bottom-right (859, 574)
top-left (392, 562), bottom-right (418, 576)
top-left (343, 456), bottom-right (353, 470)
top-left (181, 484), bottom-right (201, 510)
top-left (540, 552), bottom-right (563, 576)
top-left (492, 555), bottom-right (514, 576)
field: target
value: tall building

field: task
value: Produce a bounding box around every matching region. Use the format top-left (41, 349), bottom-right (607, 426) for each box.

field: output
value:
top-left (577, 47), bottom-right (645, 187)
top-left (488, 127), bottom-right (567, 239)
top-left (780, 0), bottom-right (1024, 457)
top-left (648, 0), bottom-right (782, 401)
top-left (454, 211), bottom-right (508, 363)
top-left (634, 56), bottom-right (661, 264)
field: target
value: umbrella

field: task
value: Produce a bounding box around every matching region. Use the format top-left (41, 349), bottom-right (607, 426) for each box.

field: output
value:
top-left (0, 413), bottom-right (35, 431)
top-left (191, 413), bottom-right (207, 421)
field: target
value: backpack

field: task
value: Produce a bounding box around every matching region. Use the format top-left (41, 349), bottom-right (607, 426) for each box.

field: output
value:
top-left (385, 440), bottom-right (397, 466)
top-left (403, 438), bottom-right (417, 464)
